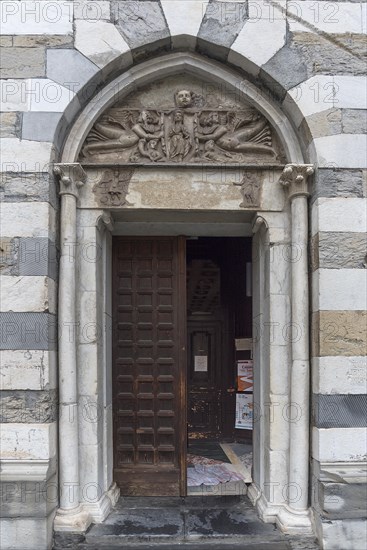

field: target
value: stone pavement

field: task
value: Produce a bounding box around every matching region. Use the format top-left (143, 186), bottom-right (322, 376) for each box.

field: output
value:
top-left (53, 496), bottom-right (320, 549)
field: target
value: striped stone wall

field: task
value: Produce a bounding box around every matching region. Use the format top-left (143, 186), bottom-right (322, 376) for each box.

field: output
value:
top-left (0, 2), bottom-right (366, 549)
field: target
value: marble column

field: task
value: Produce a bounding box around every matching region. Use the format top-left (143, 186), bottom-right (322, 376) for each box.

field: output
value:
top-left (53, 163), bottom-right (91, 531)
top-left (280, 164), bottom-right (314, 514)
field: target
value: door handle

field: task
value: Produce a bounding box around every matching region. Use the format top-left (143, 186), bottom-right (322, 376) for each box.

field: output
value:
top-left (227, 388), bottom-right (235, 393)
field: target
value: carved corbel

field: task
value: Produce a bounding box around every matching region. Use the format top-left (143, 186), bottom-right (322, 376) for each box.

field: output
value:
top-left (96, 212), bottom-right (115, 233)
top-left (252, 215), bottom-right (269, 235)
top-left (279, 164), bottom-right (314, 200)
top-left (54, 163), bottom-right (86, 197)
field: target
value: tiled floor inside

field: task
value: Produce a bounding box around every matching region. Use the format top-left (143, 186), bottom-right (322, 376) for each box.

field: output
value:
top-left (187, 440), bottom-right (252, 495)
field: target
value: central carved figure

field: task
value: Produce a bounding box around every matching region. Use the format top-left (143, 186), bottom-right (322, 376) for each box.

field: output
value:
top-left (80, 88), bottom-right (283, 164)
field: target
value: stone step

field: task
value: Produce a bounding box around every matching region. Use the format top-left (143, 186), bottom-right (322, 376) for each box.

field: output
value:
top-left (80, 541), bottom-right (291, 550)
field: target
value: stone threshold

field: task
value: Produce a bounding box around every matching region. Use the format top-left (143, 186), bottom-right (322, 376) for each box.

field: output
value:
top-left (53, 496), bottom-right (320, 550)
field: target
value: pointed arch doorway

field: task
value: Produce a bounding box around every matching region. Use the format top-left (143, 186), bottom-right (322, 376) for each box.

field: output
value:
top-left (53, 52), bottom-right (314, 536)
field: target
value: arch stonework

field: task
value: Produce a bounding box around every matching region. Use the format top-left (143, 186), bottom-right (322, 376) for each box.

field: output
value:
top-left (53, 53), bottom-right (314, 536)
top-left (2, 7), bottom-right (366, 549)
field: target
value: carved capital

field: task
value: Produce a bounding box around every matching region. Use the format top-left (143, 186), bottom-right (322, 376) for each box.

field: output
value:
top-left (54, 163), bottom-right (86, 198)
top-left (280, 164), bottom-right (314, 200)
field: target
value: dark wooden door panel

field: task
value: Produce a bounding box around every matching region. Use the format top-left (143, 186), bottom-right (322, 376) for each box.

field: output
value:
top-left (112, 237), bottom-right (186, 496)
top-left (187, 320), bottom-right (222, 439)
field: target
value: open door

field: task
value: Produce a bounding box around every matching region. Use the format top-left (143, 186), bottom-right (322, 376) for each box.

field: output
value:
top-left (112, 236), bottom-right (186, 496)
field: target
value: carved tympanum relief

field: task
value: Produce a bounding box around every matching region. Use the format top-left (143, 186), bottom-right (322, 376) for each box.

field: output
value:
top-left (79, 76), bottom-right (285, 165)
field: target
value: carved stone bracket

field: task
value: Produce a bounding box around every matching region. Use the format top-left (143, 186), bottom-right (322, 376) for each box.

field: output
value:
top-left (279, 164), bottom-right (314, 200)
top-left (54, 163), bottom-right (86, 197)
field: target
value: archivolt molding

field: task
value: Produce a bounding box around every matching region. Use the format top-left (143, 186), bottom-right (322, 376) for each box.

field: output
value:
top-left (61, 53), bottom-right (305, 165)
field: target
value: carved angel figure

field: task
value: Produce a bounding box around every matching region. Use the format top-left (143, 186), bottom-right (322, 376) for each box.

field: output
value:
top-left (81, 110), bottom-right (163, 158)
top-left (195, 111), bottom-right (275, 157)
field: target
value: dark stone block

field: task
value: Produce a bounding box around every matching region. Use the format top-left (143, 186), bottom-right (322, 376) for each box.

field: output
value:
top-left (311, 168), bottom-right (364, 202)
top-left (0, 312), bottom-right (57, 350)
top-left (314, 480), bottom-right (367, 519)
top-left (198, 1), bottom-right (248, 49)
top-left (111, 1), bottom-right (170, 52)
top-left (186, 508), bottom-right (277, 536)
top-left (0, 389), bottom-right (58, 423)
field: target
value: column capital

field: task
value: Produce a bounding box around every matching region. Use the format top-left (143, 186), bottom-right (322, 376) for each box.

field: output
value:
top-left (279, 164), bottom-right (314, 200)
top-left (54, 163), bottom-right (86, 198)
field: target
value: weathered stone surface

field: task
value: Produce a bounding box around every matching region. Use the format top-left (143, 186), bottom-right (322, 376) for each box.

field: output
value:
top-left (111, 1), bottom-right (170, 56)
top-left (0, 113), bottom-right (21, 138)
top-left (1, 276), bottom-right (56, 314)
top-left (302, 108), bottom-right (366, 141)
top-left (0, 36), bottom-right (12, 47)
top-left (75, 20), bottom-right (131, 68)
top-left (262, 41), bottom-right (309, 92)
top-left (311, 169), bottom-right (364, 201)
top-left (328, 133), bottom-right (367, 168)
top-left (312, 394), bottom-right (367, 428)
top-left (312, 310), bottom-right (367, 357)
top-left (315, 480), bottom-right (367, 519)
top-left (300, 109), bottom-right (342, 146)
top-left (161, 0), bottom-right (209, 50)
top-left (0, 238), bottom-right (19, 276)
top-left (363, 170), bottom-right (367, 197)
top-left (1, 139), bottom-right (54, 173)
top-left (0, 390), bottom-right (57, 423)
top-left (312, 356), bottom-right (367, 396)
top-left (1, 515), bottom-right (55, 550)
top-left (1, 422), bottom-right (57, 460)
top-left (311, 232), bottom-right (367, 270)
top-left (53, 532), bottom-right (85, 550)
top-left (0, 172), bottom-right (57, 207)
top-left (342, 109), bottom-right (367, 134)
top-left (1, 0), bottom-right (73, 36)
top-left (0, 312), bottom-right (57, 351)
top-left (0, 475), bottom-right (58, 518)
top-left (13, 35), bottom-right (73, 47)
top-left (47, 49), bottom-right (98, 92)
top-left (229, 15), bottom-right (286, 80)
top-left (0, 47), bottom-right (45, 78)
top-left (19, 238), bottom-right (58, 279)
top-left (0, 350), bottom-right (57, 391)
top-left (1, 202), bottom-right (57, 240)
top-left (314, 517), bottom-right (367, 550)
top-left (22, 112), bottom-right (62, 143)
top-left (264, 31), bottom-right (366, 99)
top-left (290, 33), bottom-right (367, 76)
top-left (74, 0), bottom-right (111, 20)
top-left (198, 1), bottom-right (247, 55)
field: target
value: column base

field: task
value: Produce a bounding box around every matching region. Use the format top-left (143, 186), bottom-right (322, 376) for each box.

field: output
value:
top-left (248, 483), bottom-right (313, 535)
top-left (276, 505), bottom-right (313, 535)
top-left (53, 505), bottom-right (91, 533)
top-left (83, 482), bottom-right (120, 523)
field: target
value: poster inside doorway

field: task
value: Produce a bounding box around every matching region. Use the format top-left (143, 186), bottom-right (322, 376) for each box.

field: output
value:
top-left (237, 360), bottom-right (253, 392)
top-left (235, 393), bottom-right (253, 430)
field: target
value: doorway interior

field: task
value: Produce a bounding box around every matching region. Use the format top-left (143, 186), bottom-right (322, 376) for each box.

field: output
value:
top-left (186, 237), bottom-right (253, 495)
top-left (112, 235), bottom-right (254, 497)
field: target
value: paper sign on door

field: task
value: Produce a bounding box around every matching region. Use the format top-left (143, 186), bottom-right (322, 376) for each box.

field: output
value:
top-left (194, 355), bottom-right (208, 372)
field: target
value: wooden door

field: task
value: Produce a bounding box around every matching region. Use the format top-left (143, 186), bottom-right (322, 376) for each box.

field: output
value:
top-left (187, 319), bottom-right (223, 439)
top-left (112, 237), bottom-right (186, 496)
